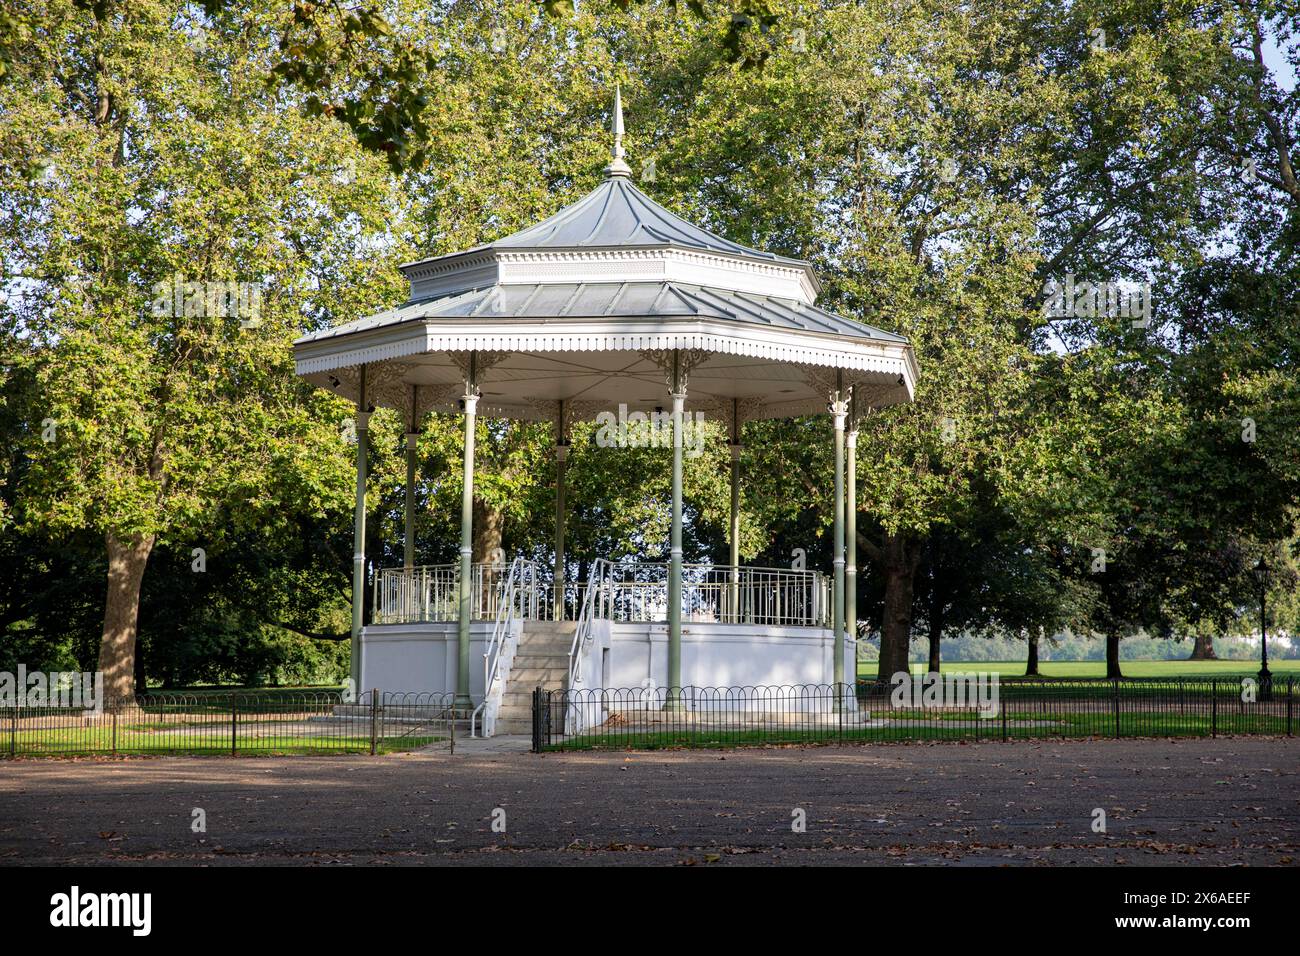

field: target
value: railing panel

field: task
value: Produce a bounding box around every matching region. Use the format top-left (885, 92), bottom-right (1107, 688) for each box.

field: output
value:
top-left (581, 564), bottom-right (829, 628)
top-left (373, 562), bottom-right (542, 625)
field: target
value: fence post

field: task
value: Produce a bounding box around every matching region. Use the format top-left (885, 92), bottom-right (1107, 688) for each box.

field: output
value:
top-left (369, 688), bottom-right (379, 756)
top-left (1112, 679), bottom-right (1121, 739)
top-left (531, 687), bottom-right (541, 753)
top-left (111, 708), bottom-right (118, 756)
top-left (1288, 677), bottom-right (1293, 738)
top-left (1001, 693), bottom-right (1008, 742)
top-left (230, 696), bottom-right (238, 755)
top-left (1211, 680), bottom-right (1217, 738)
top-left (8, 702), bottom-right (15, 757)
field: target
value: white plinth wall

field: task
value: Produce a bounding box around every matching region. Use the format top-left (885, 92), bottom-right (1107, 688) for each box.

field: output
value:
top-left (571, 621), bottom-right (853, 692)
top-left (358, 620), bottom-right (851, 701)
top-left (358, 621), bottom-right (521, 700)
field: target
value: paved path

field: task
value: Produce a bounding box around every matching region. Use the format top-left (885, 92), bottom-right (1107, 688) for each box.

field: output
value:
top-left (1, 737), bottom-right (1296, 865)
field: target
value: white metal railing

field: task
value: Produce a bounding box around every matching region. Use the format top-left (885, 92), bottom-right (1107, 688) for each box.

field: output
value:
top-left (567, 562), bottom-right (830, 687)
top-left (372, 562), bottom-right (541, 624)
top-left (568, 559), bottom-right (613, 687)
top-left (585, 563), bottom-right (829, 627)
top-left (472, 556), bottom-right (538, 737)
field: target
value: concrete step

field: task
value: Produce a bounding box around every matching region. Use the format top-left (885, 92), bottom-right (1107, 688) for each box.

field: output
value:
top-left (494, 718), bottom-right (532, 734)
top-left (508, 675), bottom-right (567, 690)
top-left (515, 638), bottom-right (573, 654)
top-left (506, 662), bottom-right (567, 677)
top-left (521, 620), bottom-right (576, 633)
top-left (512, 652), bottom-right (569, 664)
top-left (518, 622), bottom-right (575, 645)
top-left (503, 687), bottom-right (549, 700)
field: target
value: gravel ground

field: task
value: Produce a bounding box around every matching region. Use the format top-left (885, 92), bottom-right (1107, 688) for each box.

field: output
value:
top-left (1, 736), bottom-right (1296, 866)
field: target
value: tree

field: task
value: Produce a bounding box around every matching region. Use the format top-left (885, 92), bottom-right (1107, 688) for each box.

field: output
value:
top-left (1, 0), bottom-right (404, 696)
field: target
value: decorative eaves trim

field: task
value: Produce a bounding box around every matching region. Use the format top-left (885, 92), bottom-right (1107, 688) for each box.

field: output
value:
top-left (293, 319), bottom-right (917, 401)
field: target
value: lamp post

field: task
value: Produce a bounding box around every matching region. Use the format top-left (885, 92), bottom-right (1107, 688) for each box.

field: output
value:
top-left (1252, 558), bottom-right (1271, 701)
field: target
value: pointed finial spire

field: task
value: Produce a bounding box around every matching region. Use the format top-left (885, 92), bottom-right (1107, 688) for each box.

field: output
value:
top-left (604, 83), bottom-right (632, 179)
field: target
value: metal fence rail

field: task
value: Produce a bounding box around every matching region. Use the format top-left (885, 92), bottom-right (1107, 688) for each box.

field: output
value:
top-left (532, 677), bottom-right (1297, 751)
top-left (372, 562), bottom-right (542, 624)
top-left (4, 691), bottom-right (456, 759)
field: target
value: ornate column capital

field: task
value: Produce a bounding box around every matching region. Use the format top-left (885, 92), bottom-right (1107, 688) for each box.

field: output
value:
top-left (451, 350), bottom-right (510, 399)
top-left (640, 348), bottom-right (709, 397)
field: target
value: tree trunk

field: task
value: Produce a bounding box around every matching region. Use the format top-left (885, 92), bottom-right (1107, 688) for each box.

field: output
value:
top-left (1025, 627), bottom-right (1040, 676)
top-left (1105, 633), bottom-right (1122, 679)
top-left (472, 499), bottom-right (504, 563)
top-left (1187, 630), bottom-right (1217, 660)
top-left (927, 603), bottom-right (943, 675)
top-left (97, 531), bottom-right (155, 701)
top-left (876, 533), bottom-right (917, 682)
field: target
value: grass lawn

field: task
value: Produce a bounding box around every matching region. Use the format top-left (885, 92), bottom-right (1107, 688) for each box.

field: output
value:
top-left (856, 659), bottom-right (1300, 679)
top-left (547, 713), bottom-right (1291, 751)
top-left (8, 726), bottom-right (442, 757)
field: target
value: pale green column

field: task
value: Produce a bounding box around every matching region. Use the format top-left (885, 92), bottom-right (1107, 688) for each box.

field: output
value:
top-left (404, 386), bottom-right (419, 570)
top-left (403, 432), bottom-right (418, 569)
top-left (728, 399), bottom-right (741, 621)
top-left (667, 352), bottom-right (687, 705)
top-left (455, 354), bottom-right (479, 710)
top-left (831, 378), bottom-right (848, 690)
top-left (553, 439), bottom-right (568, 620)
top-left (845, 393), bottom-right (859, 691)
top-left (350, 366), bottom-right (369, 691)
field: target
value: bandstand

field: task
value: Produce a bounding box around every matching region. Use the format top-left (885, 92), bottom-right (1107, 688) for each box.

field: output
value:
top-left (293, 89), bottom-right (917, 734)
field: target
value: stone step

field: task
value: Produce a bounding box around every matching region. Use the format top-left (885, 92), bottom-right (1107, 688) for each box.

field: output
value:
top-left (521, 620), bottom-right (576, 632)
top-left (515, 637), bottom-right (574, 652)
top-left (503, 686), bottom-right (553, 700)
top-left (518, 624), bottom-right (575, 643)
top-left (509, 659), bottom-right (568, 673)
top-left (508, 677), bottom-right (566, 691)
top-left (494, 719), bottom-right (532, 734)
top-left (509, 650), bottom-right (566, 665)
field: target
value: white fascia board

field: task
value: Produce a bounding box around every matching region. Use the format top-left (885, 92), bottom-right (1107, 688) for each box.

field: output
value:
top-left (494, 247), bottom-right (818, 303)
top-left (402, 250), bottom-right (500, 301)
top-left (294, 315), bottom-right (915, 382)
top-left (399, 245), bottom-right (823, 304)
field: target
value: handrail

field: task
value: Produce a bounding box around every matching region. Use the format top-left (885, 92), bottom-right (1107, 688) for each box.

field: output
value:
top-left (471, 556), bottom-right (535, 737)
top-left (567, 558), bottom-right (612, 687)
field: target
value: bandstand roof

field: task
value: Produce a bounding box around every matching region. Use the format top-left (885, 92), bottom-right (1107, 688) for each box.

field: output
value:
top-left (294, 89), bottom-right (918, 427)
